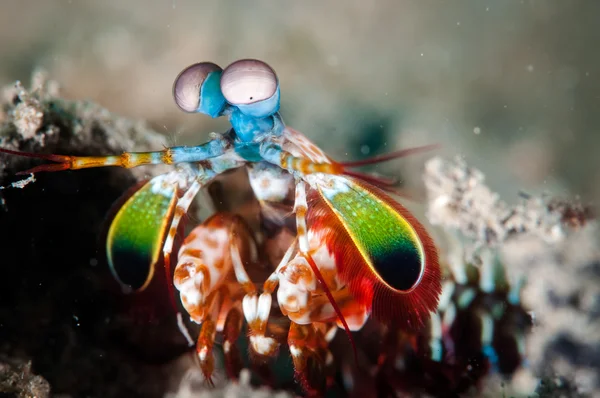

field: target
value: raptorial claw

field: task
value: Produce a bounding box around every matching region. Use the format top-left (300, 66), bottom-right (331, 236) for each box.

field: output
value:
top-left (248, 334), bottom-right (280, 358)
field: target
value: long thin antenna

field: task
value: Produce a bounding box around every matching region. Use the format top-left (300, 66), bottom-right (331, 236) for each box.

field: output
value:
top-left (340, 144), bottom-right (441, 168)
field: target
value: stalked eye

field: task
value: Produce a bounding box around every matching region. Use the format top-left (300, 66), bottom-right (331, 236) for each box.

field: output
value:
top-left (220, 59), bottom-right (280, 118)
top-left (172, 62), bottom-right (227, 118)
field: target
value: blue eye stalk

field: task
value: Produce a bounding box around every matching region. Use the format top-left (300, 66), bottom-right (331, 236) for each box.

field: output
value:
top-left (220, 59), bottom-right (281, 118)
top-left (173, 59), bottom-right (283, 143)
top-left (172, 62), bottom-right (227, 118)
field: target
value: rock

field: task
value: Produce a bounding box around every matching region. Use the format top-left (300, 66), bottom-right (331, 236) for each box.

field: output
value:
top-left (424, 156), bottom-right (600, 396)
top-left (0, 357), bottom-right (50, 398)
top-left (0, 71), bottom-right (189, 398)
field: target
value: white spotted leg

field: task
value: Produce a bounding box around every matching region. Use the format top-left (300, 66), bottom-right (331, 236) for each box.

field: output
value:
top-left (159, 178), bottom-right (203, 344)
top-left (163, 179), bottom-right (203, 292)
top-left (291, 180), bottom-right (358, 360)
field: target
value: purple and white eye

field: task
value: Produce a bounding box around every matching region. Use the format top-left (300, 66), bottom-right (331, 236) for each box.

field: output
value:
top-left (172, 62), bottom-right (222, 113)
top-left (220, 59), bottom-right (278, 107)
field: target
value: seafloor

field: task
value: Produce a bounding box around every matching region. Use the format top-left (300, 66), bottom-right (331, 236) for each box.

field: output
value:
top-left (0, 73), bottom-right (598, 398)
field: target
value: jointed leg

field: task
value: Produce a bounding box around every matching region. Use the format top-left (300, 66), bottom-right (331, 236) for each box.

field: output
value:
top-left (164, 178), bottom-right (204, 292)
top-left (287, 322), bottom-right (331, 395)
top-left (195, 287), bottom-right (227, 386)
top-left (221, 305), bottom-right (244, 380)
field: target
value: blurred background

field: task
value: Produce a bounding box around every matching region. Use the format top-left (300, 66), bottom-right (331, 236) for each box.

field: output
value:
top-left (1, 0), bottom-right (598, 205)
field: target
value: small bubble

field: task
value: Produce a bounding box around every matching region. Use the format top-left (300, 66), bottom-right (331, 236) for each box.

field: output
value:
top-left (473, 127), bottom-right (481, 135)
top-left (90, 258), bottom-right (98, 267)
top-left (527, 64), bottom-right (534, 72)
top-left (360, 145), bottom-right (370, 155)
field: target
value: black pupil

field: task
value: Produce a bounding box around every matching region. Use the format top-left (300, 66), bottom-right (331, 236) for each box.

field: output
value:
top-left (249, 96), bottom-right (253, 100)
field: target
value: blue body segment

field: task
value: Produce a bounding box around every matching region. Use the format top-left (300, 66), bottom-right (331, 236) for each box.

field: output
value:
top-left (199, 71), bottom-right (227, 117)
top-left (234, 142), bottom-right (263, 162)
top-left (230, 109), bottom-right (275, 142)
top-left (259, 143), bottom-right (284, 168)
top-left (165, 139), bottom-right (229, 163)
top-left (228, 110), bottom-right (285, 143)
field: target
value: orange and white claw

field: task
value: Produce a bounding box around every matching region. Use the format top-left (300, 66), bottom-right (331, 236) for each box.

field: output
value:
top-left (276, 257), bottom-right (316, 317)
top-left (248, 334), bottom-right (280, 358)
top-left (278, 257), bottom-right (369, 330)
top-left (173, 261), bottom-right (211, 323)
top-left (243, 292), bottom-right (280, 357)
top-left (173, 214), bottom-right (242, 324)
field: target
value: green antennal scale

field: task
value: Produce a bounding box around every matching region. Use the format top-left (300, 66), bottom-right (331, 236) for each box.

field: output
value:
top-left (319, 176), bottom-right (425, 291)
top-left (106, 174), bottom-right (179, 292)
top-left (309, 175), bottom-right (440, 329)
